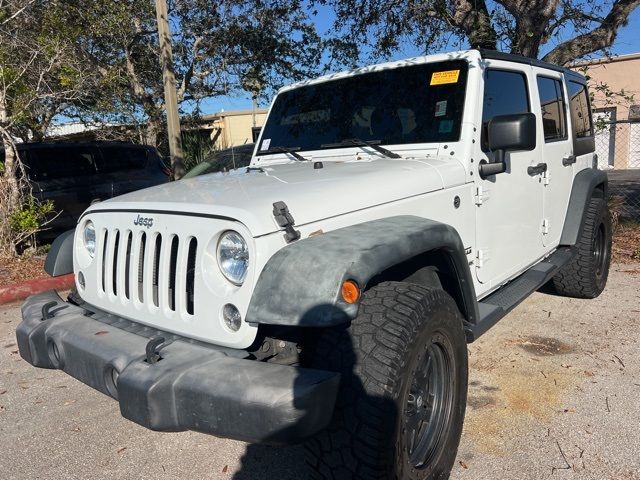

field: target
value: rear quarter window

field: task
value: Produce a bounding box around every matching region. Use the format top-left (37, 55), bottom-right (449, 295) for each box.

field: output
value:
top-left (97, 147), bottom-right (148, 173)
top-left (567, 81), bottom-right (593, 138)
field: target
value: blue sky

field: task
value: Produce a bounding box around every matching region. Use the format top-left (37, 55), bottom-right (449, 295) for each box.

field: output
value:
top-left (201, 5), bottom-right (640, 115)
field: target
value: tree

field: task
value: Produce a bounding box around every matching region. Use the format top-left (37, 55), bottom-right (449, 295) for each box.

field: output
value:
top-left (60, 0), bottom-right (323, 148)
top-left (318, 0), bottom-right (640, 66)
top-left (1, 0), bottom-right (96, 254)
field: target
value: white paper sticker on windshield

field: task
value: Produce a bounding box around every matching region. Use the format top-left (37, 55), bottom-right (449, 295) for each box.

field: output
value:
top-left (260, 138), bottom-right (271, 151)
top-left (435, 100), bottom-right (447, 117)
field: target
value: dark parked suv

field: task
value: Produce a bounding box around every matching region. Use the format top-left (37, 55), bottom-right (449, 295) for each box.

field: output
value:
top-left (5, 142), bottom-right (168, 235)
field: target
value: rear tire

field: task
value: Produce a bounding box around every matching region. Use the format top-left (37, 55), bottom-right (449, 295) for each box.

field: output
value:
top-left (304, 282), bottom-right (468, 480)
top-left (553, 197), bottom-right (611, 298)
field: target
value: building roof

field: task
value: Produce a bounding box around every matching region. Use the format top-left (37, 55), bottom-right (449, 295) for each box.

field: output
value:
top-left (200, 109), bottom-right (268, 121)
top-left (569, 52), bottom-right (640, 68)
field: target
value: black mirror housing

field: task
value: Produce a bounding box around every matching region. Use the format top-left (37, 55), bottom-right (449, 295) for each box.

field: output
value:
top-left (487, 113), bottom-right (536, 152)
top-left (480, 113), bottom-right (536, 179)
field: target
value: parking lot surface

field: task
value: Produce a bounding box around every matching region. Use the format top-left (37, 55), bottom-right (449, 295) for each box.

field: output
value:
top-left (1, 264), bottom-right (639, 480)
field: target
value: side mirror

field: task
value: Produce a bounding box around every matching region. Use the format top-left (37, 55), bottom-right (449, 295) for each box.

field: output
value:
top-left (479, 113), bottom-right (536, 179)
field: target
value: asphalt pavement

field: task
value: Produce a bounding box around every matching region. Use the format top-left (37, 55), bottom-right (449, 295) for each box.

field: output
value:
top-left (1, 264), bottom-right (639, 480)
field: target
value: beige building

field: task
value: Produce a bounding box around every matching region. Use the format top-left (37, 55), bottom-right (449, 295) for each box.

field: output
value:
top-left (571, 53), bottom-right (640, 169)
top-left (197, 108), bottom-right (268, 149)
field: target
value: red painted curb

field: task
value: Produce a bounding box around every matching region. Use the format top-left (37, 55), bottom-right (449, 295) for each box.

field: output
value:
top-left (0, 273), bottom-right (75, 305)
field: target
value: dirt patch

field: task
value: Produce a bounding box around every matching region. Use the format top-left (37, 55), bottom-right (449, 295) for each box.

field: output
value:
top-left (510, 336), bottom-right (575, 356)
top-left (612, 221), bottom-right (640, 263)
top-left (0, 255), bottom-right (47, 287)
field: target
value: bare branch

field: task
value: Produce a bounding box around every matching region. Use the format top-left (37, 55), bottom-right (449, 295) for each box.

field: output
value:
top-left (543, 0), bottom-right (640, 65)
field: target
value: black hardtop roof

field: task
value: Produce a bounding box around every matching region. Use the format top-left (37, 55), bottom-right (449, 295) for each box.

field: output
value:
top-left (16, 141), bottom-right (154, 150)
top-left (477, 49), bottom-right (587, 83)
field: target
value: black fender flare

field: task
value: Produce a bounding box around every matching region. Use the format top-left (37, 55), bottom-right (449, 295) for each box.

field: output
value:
top-left (44, 229), bottom-right (74, 276)
top-left (245, 216), bottom-right (479, 328)
top-left (560, 168), bottom-right (608, 246)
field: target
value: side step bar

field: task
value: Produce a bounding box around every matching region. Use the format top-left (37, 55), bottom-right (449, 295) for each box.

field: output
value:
top-left (465, 247), bottom-right (574, 342)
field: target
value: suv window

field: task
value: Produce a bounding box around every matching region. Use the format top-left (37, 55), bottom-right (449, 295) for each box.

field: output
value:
top-left (257, 59), bottom-right (469, 152)
top-left (567, 81), bottom-right (593, 138)
top-left (482, 69), bottom-right (530, 122)
top-left (536, 76), bottom-right (567, 141)
top-left (482, 69), bottom-right (530, 149)
top-left (25, 146), bottom-right (98, 181)
top-left (97, 146), bottom-right (148, 173)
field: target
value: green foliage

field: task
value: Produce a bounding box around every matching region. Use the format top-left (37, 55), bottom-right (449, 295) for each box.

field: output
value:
top-left (181, 131), bottom-right (217, 172)
top-left (9, 197), bottom-right (54, 237)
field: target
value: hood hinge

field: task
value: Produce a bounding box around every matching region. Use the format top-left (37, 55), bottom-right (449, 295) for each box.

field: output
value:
top-left (273, 201), bottom-right (301, 243)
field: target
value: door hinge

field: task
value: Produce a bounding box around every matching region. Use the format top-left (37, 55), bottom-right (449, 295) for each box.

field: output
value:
top-left (541, 218), bottom-right (549, 235)
top-left (474, 185), bottom-right (486, 205)
top-left (475, 249), bottom-right (484, 268)
top-left (542, 169), bottom-right (550, 186)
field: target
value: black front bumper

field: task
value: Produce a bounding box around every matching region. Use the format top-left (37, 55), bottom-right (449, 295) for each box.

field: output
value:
top-left (17, 291), bottom-right (339, 445)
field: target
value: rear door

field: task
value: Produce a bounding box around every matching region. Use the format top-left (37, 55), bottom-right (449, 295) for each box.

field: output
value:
top-left (531, 70), bottom-right (574, 247)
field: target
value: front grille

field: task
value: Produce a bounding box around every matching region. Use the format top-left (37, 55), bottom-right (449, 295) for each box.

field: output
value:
top-left (98, 228), bottom-right (198, 316)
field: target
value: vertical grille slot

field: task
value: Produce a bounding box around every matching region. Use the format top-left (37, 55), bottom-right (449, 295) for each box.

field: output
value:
top-left (168, 235), bottom-right (179, 311)
top-left (101, 229), bottom-right (109, 293)
top-left (112, 230), bottom-right (120, 296)
top-left (186, 238), bottom-right (197, 315)
top-left (152, 234), bottom-right (162, 307)
top-left (138, 232), bottom-right (146, 303)
top-left (124, 231), bottom-right (132, 299)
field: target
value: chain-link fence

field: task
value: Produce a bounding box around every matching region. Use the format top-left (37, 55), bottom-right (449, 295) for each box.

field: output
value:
top-left (594, 119), bottom-right (640, 221)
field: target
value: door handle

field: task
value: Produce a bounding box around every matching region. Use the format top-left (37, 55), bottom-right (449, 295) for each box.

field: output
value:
top-left (527, 163), bottom-right (547, 176)
top-left (562, 154), bottom-right (576, 166)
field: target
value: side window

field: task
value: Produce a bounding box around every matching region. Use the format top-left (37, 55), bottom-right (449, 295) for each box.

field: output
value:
top-left (97, 147), bottom-right (148, 173)
top-left (482, 69), bottom-right (530, 149)
top-left (536, 76), bottom-right (567, 141)
top-left (26, 147), bottom-right (98, 181)
top-left (567, 81), bottom-right (593, 138)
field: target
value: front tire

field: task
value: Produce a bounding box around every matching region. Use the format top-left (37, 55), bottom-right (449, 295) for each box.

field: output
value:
top-left (304, 282), bottom-right (468, 480)
top-left (553, 197), bottom-right (611, 298)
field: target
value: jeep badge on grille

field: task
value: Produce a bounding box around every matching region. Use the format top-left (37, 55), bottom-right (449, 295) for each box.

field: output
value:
top-left (133, 214), bottom-right (154, 228)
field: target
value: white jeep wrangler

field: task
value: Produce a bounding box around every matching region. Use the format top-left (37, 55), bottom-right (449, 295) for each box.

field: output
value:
top-left (17, 49), bottom-right (610, 480)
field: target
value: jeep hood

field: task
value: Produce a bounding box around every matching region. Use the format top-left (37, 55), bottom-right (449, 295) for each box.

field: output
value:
top-left (85, 157), bottom-right (466, 237)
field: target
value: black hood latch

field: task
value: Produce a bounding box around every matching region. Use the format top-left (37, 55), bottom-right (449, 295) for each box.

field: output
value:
top-left (273, 201), bottom-right (301, 243)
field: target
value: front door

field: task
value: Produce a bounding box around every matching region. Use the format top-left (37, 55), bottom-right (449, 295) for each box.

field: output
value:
top-left (532, 70), bottom-right (575, 247)
top-left (474, 64), bottom-right (545, 291)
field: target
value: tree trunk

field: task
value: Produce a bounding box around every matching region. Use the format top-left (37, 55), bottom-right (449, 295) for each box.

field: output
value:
top-left (0, 95), bottom-right (20, 211)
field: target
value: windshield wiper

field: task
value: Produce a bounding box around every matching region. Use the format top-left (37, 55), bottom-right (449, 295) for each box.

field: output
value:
top-left (321, 138), bottom-right (401, 159)
top-left (260, 146), bottom-right (308, 162)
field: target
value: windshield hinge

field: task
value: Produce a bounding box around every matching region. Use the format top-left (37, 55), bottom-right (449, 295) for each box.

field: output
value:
top-left (273, 201), bottom-right (301, 243)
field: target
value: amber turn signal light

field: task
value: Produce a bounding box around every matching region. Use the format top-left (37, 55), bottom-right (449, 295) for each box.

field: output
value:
top-left (341, 280), bottom-right (361, 304)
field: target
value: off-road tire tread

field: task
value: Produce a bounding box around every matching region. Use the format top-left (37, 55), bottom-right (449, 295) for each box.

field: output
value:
top-left (304, 282), bottom-right (465, 480)
top-left (553, 197), bottom-right (610, 298)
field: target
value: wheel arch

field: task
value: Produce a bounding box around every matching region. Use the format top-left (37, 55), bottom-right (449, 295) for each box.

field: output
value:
top-left (245, 216), bottom-right (479, 328)
top-left (560, 168), bottom-right (608, 247)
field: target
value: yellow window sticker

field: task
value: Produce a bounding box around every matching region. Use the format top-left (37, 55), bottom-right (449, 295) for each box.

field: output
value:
top-left (430, 70), bottom-right (460, 85)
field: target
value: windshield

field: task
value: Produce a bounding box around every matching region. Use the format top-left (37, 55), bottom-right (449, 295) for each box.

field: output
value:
top-left (183, 144), bottom-right (254, 179)
top-left (257, 60), bottom-right (469, 155)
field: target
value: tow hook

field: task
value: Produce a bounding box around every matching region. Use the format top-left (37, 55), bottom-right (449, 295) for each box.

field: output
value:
top-left (145, 336), bottom-right (166, 364)
top-left (41, 301), bottom-right (69, 321)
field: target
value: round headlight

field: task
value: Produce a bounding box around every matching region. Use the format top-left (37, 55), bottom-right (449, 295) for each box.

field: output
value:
top-left (217, 231), bottom-right (249, 285)
top-left (83, 221), bottom-right (96, 258)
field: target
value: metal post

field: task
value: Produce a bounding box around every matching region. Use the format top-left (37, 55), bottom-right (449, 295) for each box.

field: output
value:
top-left (155, 0), bottom-right (185, 179)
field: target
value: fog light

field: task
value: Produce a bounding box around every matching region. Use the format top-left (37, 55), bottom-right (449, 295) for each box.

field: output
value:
top-left (222, 304), bottom-right (242, 332)
top-left (77, 271), bottom-right (85, 290)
